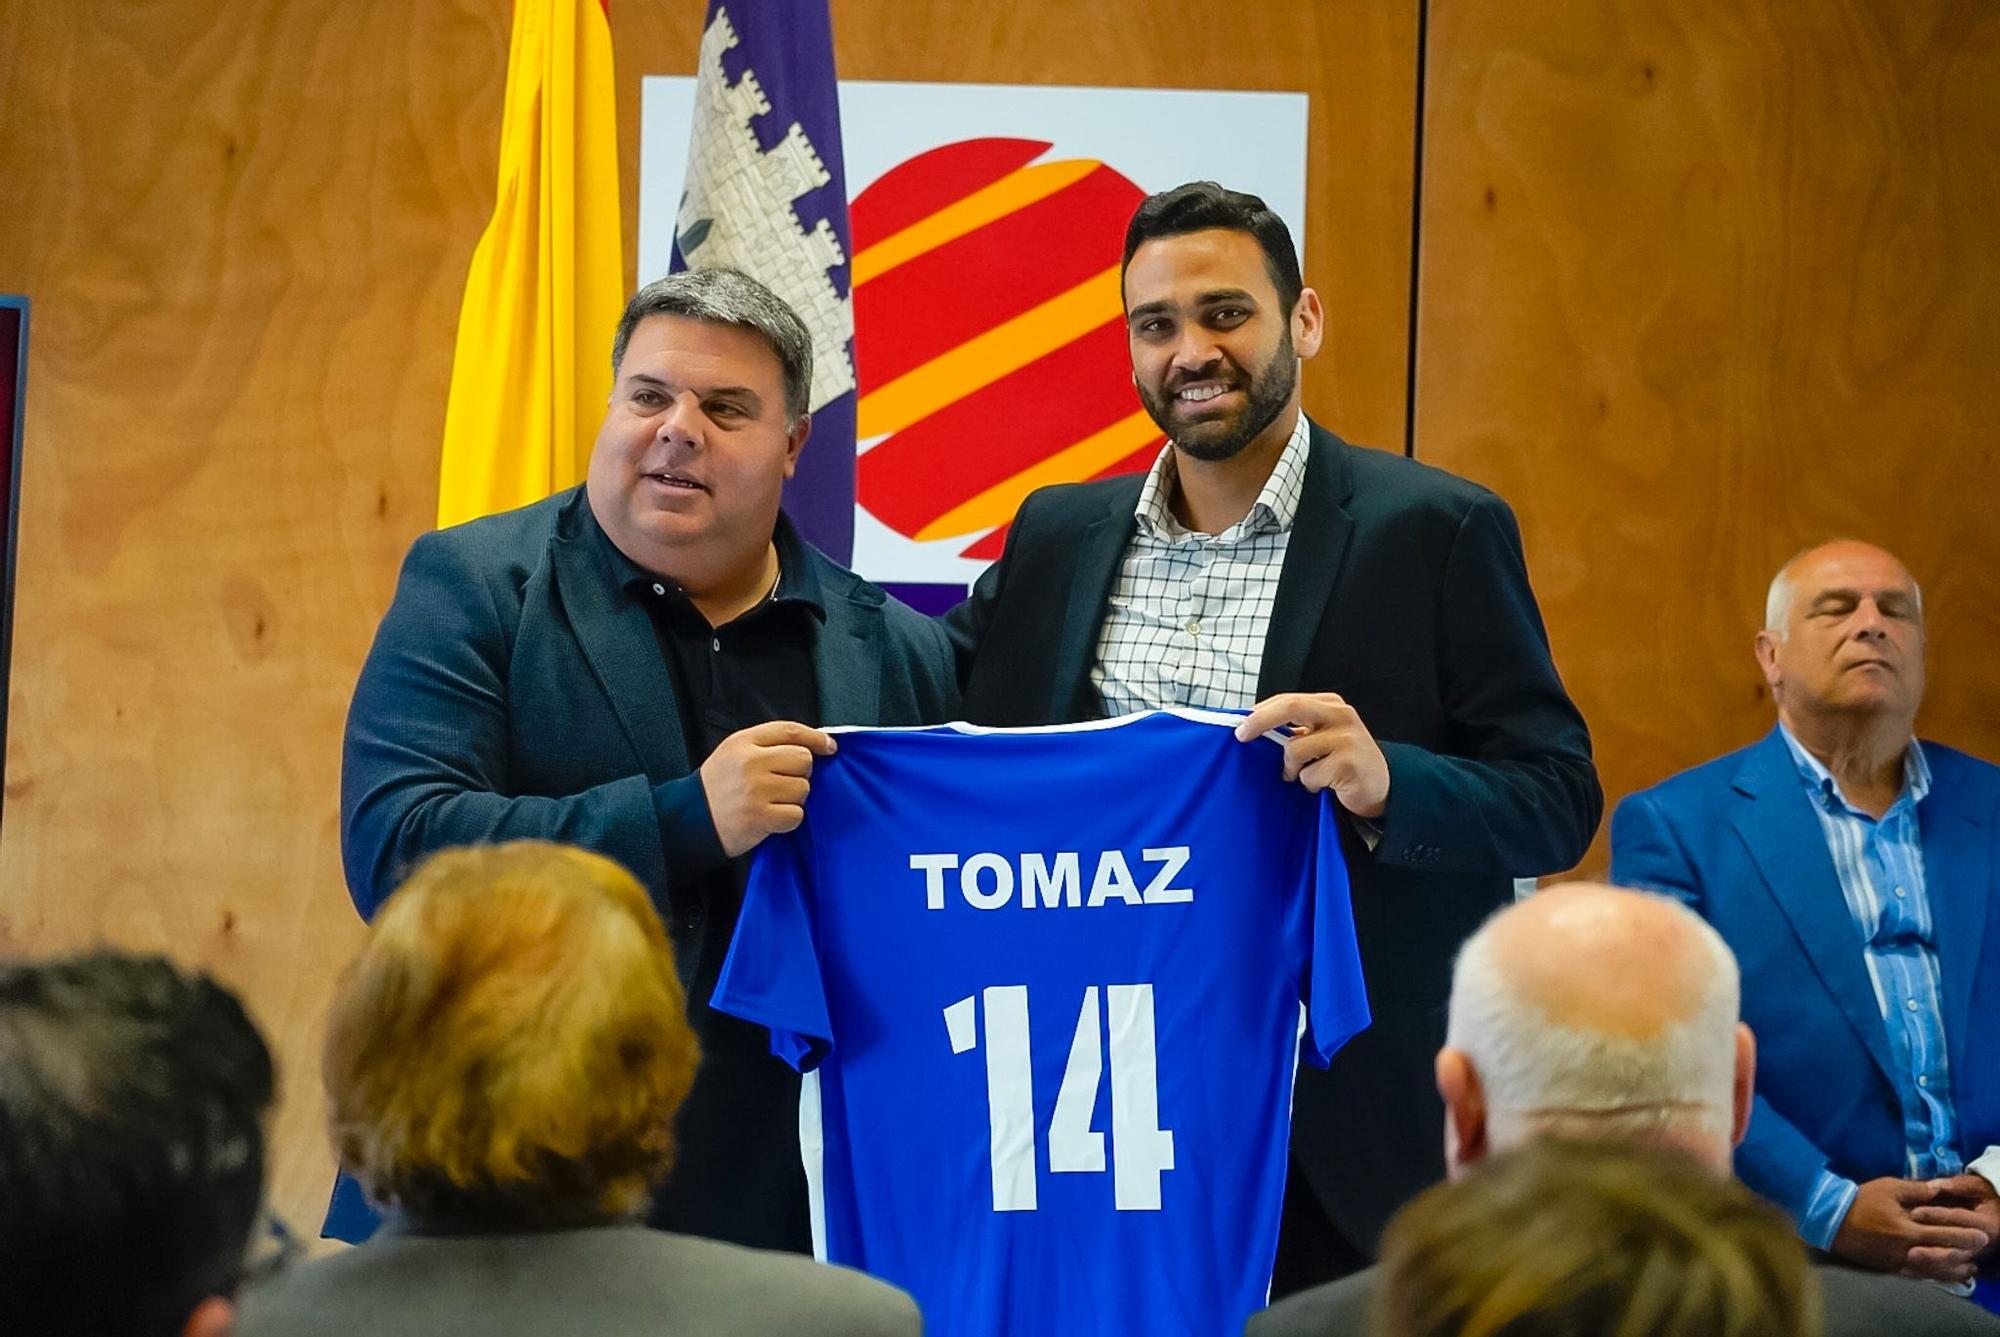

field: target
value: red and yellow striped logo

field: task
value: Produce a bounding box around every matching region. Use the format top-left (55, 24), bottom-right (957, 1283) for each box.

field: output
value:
top-left (853, 139), bottom-right (1163, 560)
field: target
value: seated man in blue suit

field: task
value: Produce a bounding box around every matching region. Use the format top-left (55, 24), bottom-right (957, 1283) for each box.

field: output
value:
top-left (1613, 540), bottom-right (1999, 1307)
top-left (1247, 884), bottom-right (2000, 1337)
top-left (331, 268), bottom-right (957, 1252)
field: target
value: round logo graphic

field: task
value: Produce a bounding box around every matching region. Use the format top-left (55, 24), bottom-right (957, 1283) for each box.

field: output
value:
top-left (852, 138), bottom-right (1163, 560)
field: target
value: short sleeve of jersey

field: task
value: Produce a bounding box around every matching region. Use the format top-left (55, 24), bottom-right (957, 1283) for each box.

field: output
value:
top-left (1303, 791), bottom-right (1370, 1066)
top-left (712, 822), bottom-right (833, 1071)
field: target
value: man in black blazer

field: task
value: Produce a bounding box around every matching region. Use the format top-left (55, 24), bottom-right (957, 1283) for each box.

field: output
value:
top-left (332, 269), bottom-right (956, 1252)
top-left (946, 182), bottom-right (1599, 1290)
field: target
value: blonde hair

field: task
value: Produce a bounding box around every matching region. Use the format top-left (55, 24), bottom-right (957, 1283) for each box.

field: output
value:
top-left (324, 841), bottom-right (700, 1226)
top-left (1374, 1140), bottom-right (1817, 1337)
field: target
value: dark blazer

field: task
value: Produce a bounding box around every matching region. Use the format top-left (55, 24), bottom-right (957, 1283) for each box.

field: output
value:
top-left (1244, 1257), bottom-right (2000, 1336)
top-left (329, 487), bottom-right (957, 1246)
top-left (237, 1221), bottom-right (924, 1337)
top-left (1611, 730), bottom-right (2000, 1222)
top-left (945, 421), bottom-right (1601, 1253)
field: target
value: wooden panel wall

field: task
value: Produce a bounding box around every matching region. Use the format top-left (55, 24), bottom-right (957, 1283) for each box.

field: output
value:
top-left (1415, 0), bottom-right (2000, 874)
top-left (0, 0), bottom-right (512, 1242)
top-left (0, 0), bottom-right (1416, 1239)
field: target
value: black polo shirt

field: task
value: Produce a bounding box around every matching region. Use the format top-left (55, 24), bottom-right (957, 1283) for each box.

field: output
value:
top-left (610, 531), bottom-right (823, 767)
top-left (585, 509), bottom-right (825, 1254)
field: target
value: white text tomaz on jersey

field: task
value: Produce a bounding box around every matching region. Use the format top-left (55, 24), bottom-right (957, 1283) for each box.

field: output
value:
top-left (909, 848), bottom-right (1193, 911)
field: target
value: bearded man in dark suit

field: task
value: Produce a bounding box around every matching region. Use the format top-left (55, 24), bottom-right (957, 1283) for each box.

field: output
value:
top-left (945, 182), bottom-right (1601, 1291)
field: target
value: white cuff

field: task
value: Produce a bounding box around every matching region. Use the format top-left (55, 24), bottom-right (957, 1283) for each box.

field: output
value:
top-left (1969, 1144), bottom-right (2000, 1193)
top-left (1348, 812), bottom-right (1383, 852)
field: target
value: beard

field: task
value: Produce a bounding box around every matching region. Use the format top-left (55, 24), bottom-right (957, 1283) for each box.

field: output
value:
top-left (1136, 326), bottom-right (1298, 462)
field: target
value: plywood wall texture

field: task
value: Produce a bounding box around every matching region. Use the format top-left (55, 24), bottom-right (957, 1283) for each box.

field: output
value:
top-left (0, 0), bottom-right (1417, 1240)
top-left (0, 0), bottom-right (511, 1238)
top-left (1415, 0), bottom-right (2000, 875)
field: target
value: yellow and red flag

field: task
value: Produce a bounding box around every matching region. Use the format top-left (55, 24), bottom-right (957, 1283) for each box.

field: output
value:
top-left (853, 139), bottom-right (1159, 562)
top-left (435, 0), bottom-right (623, 529)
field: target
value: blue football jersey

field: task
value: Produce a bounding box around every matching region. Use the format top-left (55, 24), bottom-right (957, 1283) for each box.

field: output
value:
top-left (711, 708), bottom-right (1370, 1337)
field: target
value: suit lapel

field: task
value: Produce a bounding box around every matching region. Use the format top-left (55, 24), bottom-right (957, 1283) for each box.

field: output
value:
top-left (549, 514), bottom-right (691, 779)
top-left (1049, 488), bottom-right (1137, 720)
top-left (814, 565), bottom-right (883, 727)
top-left (1730, 731), bottom-right (1898, 1087)
top-left (1258, 423), bottom-right (1357, 698)
top-left (1916, 757), bottom-right (1989, 1088)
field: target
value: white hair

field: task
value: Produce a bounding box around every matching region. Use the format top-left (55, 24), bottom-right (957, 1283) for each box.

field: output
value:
top-left (1764, 542), bottom-right (1923, 639)
top-left (1763, 566), bottom-right (1797, 639)
top-left (1446, 896), bottom-right (1740, 1151)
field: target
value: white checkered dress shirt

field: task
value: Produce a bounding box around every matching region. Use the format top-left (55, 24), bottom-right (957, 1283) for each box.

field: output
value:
top-left (1091, 414), bottom-right (1310, 714)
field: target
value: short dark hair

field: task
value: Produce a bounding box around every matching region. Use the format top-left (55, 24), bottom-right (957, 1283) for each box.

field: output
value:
top-left (609, 268), bottom-right (815, 425)
top-left (1120, 181), bottom-right (1305, 315)
top-left (0, 953), bottom-right (275, 1337)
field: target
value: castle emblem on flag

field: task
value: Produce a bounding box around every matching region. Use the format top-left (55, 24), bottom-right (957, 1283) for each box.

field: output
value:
top-left (675, 6), bottom-right (856, 414)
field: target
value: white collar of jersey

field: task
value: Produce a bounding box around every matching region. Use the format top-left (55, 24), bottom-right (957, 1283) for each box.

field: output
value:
top-left (826, 707), bottom-right (1289, 746)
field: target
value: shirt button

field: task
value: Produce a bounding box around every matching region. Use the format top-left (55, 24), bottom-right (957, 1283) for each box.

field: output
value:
top-left (652, 583), bottom-right (666, 596)
top-left (1186, 618), bottom-right (1201, 637)
top-left (1918, 1075), bottom-right (1930, 1088)
top-left (711, 637), bottom-right (722, 652)
top-left (1894, 886), bottom-right (1906, 898)
top-left (1906, 998), bottom-right (1920, 1012)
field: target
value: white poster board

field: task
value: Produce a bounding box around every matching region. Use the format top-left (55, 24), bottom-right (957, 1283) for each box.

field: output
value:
top-left (642, 79), bottom-right (1307, 589)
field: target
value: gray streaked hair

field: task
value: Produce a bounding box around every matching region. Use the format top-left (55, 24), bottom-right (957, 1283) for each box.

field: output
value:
top-left (609, 268), bottom-right (813, 425)
top-left (1447, 894), bottom-right (1741, 1150)
top-left (1764, 541), bottom-right (1923, 639)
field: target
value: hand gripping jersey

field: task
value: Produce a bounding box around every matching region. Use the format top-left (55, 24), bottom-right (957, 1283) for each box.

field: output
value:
top-left (711, 709), bottom-right (1370, 1337)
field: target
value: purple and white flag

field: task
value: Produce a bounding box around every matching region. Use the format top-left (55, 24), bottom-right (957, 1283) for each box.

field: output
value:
top-left (671, 1), bottom-right (856, 563)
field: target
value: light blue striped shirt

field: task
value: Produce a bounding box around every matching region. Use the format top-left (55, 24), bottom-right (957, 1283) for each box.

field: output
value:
top-left (1779, 725), bottom-right (1964, 1250)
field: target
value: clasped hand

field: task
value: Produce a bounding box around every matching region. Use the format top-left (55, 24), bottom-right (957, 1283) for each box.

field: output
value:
top-left (1836, 1173), bottom-right (1998, 1285)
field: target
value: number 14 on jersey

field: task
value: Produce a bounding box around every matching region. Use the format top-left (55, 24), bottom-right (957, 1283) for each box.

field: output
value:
top-left (942, 984), bottom-right (1176, 1213)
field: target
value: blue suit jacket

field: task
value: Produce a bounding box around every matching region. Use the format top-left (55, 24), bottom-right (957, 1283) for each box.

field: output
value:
top-left (1611, 728), bottom-right (2000, 1221)
top-left (326, 487), bottom-right (957, 1245)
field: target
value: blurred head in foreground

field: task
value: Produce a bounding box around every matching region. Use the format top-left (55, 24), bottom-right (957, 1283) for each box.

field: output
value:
top-left (1374, 1139), bottom-right (1818, 1337)
top-left (325, 841), bottom-right (700, 1228)
top-left (1437, 882), bottom-right (1755, 1176)
top-left (0, 952), bottom-right (274, 1337)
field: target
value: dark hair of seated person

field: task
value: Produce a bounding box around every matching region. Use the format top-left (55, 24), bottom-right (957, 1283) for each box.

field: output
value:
top-left (0, 951), bottom-right (275, 1337)
top-left (323, 840), bottom-right (701, 1228)
top-left (1372, 1139), bottom-right (1819, 1337)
